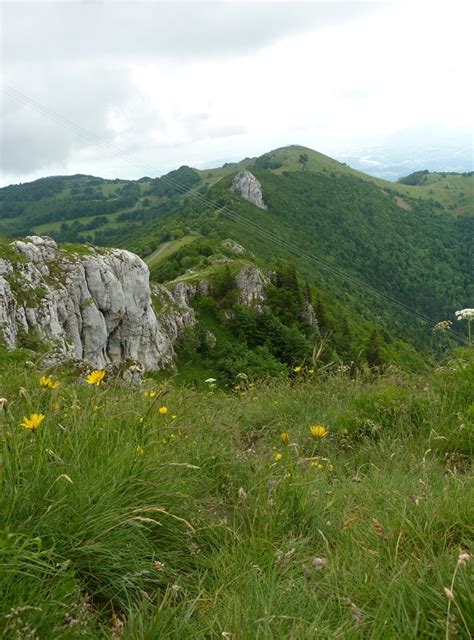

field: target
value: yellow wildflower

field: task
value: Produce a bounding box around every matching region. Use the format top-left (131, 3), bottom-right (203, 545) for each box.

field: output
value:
top-left (20, 413), bottom-right (45, 432)
top-left (293, 366), bottom-right (302, 373)
top-left (274, 452), bottom-right (283, 462)
top-left (135, 446), bottom-right (144, 455)
top-left (86, 370), bottom-right (106, 386)
top-left (308, 369), bottom-right (315, 375)
top-left (280, 432), bottom-right (289, 444)
top-left (39, 375), bottom-right (60, 390)
top-left (310, 424), bottom-right (328, 439)
top-left (159, 406), bottom-right (168, 415)
top-left (328, 464), bottom-right (334, 472)
top-left (139, 417), bottom-right (144, 423)
top-left (172, 415), bottom-right (177, 420)
top-left (144, 390), bottom-right (157, 398)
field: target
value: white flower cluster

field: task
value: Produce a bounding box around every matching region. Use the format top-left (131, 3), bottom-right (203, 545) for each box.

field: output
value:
top-left (455, 308), bottom-right (474, 321)
top-left (433, 320), bottom-right (452, 332)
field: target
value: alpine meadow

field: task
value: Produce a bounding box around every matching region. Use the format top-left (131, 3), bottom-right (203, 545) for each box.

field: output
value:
top-left (1, 1), bottom-right (473, 638)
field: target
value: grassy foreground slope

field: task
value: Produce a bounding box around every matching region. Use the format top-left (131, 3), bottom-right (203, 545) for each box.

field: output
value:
top-left (1, 348), bottom-right (472, 638)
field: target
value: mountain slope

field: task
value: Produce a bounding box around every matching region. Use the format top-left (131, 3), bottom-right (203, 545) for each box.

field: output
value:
top-left (0, 146), bottom-right (472, 354)
top-left (123, 149), bottom-right (472, 350)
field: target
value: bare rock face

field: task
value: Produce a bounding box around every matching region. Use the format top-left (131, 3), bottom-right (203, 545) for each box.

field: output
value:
top-left (235, 264), bottom-right (269, 309)
top-left (0, 236), bottom-right (193, 370)
top-left (231, 170), bottom-right (267, 209)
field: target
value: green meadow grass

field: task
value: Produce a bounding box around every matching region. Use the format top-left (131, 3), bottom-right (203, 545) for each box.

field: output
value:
top-left (144, 233), bottom-right (201, 268)
top-left (0, 349), bottom-right (472, 638)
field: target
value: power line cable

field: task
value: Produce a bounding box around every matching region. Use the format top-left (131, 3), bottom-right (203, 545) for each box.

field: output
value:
top-left (1, 81), bottom-right (467, 343)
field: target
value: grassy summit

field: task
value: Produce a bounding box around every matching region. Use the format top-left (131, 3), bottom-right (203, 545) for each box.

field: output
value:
top-left (0, 347), bottom-right (472, 637)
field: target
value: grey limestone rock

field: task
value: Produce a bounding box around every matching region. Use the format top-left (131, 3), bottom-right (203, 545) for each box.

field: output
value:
top-left (0, 236), bottom-right (193, 370)
top-left (231, 170), bottom-right (267, 209)
top-left (235, 264), bottom-right (269, 309)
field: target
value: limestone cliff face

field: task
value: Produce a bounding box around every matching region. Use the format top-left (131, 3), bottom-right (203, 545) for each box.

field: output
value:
top-left (231, 170), bottom-right (267, 209)
top-left (0, 236), bottom-right (275, 370)
top-left (0, 236), bottom-right (191, 370)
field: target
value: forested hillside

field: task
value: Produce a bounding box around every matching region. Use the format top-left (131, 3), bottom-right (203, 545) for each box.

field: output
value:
top-left (0, 146), bottom-right (472, 358)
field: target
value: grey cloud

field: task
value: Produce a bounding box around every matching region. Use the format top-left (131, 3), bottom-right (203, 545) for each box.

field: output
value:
top-left (1, 63), bottom-right (134, 174)
top-left (2, 2), bottom-right (379, 63)
top-left (0, 2), bottom-right (381, 181)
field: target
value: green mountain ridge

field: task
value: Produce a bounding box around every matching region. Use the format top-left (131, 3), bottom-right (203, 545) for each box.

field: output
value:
top-left (0, 145), bottom-right (472, 366)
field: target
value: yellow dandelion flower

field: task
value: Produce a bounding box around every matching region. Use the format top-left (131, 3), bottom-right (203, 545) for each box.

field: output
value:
top-left (135, 445), bottom-right (144, 455)
top-left (86, 370), bottom-right (106, 386)
top-left (293, 366), bottom-right (302, 373)
top-left (308, 369), bottom-right (315, 375)
top-left (274, 452), bottom-right (283, 462)
top-left (159, 406), bottom-right (168, 415)
top-left (317, 463), bottom-right (323, 470)
top-left (39, 375), bottom-right (60, 390)
top-left (280, 432), bottom-right (289, 444)
top-left (139, 417), bottom-right (144, 423)
top-left (310, 424), bottom-right (328, 439)
top-left (144, 390), bottom-right (157, 398)
top-left (20, 413), bottom-right (45, 432)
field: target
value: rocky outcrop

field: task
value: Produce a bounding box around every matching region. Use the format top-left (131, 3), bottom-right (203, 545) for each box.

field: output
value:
top-left (167, 264), bottom-right (268, 312)
top-left (222, 239), bottom-right (247, 255)
top-left (152, 281), bottom-right (208, 347)
top-left (235, 264), bottom-right (269, 309)
top-left (300, 300), bottom-right (319, 331)
top-left (0, 236), bottom-right (274, 369)
top-left (231, 170), bottom-right (267, 209)
top-left (0, 236), bottom-right (193, 370)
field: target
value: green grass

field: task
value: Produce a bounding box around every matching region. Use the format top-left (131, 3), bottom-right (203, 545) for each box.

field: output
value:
top-left (0, 348), bottom-right (472, 638)
top-left (144, 233), bottom-right (201, 268)
top-left (0, 236), bottom-right (27, 263)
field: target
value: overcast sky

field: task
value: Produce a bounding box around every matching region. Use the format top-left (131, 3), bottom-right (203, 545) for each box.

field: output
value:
top-left (1, 0), bottom-right (472, 186)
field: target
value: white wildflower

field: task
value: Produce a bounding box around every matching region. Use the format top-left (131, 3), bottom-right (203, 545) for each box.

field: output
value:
top-left (455, 308), bottom-right (474, 321)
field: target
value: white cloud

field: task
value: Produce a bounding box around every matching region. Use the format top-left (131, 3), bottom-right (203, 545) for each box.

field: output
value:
top-left (0, 1), bottom-right (472, 185)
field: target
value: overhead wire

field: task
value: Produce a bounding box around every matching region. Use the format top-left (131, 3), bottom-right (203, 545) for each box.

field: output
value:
top-left (0, 81), bottom-right (467, 344)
